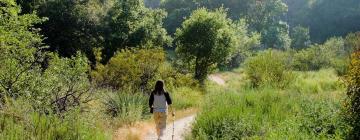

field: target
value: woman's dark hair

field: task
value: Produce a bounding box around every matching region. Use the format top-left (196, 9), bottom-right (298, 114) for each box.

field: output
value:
top-left (154, 80), bottom-right (165, 95)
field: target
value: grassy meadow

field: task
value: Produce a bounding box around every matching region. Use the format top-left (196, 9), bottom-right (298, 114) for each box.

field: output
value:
top-left (189, 69), bottom-right (350, 139)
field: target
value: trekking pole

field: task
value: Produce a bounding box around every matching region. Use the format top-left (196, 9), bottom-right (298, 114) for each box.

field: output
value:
top-left (172, 110), bottom-right (175, 140)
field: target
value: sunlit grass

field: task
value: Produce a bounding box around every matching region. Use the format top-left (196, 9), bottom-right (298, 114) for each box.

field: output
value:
top-left (189, 68), bottom-right (349, 139)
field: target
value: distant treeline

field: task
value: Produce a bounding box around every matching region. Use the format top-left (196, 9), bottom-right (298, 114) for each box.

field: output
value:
top-left (148, 0), bottom-right (360, 42)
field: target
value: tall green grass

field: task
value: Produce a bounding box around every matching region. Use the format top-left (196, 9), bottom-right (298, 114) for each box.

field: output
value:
top-left (189, 69), bottom-right (348, 139)
top-left (290, 69), bottom-right (344, 94)
top-left (0, 99), bottom-right (110, 140)
top-left (171, 87), bottom-right (202, 109)
top-left (103, 90), bottom-right (149, 126)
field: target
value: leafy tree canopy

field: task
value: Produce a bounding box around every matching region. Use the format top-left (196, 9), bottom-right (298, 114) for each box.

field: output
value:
top-left (175, 8), bottom-right (238, 83)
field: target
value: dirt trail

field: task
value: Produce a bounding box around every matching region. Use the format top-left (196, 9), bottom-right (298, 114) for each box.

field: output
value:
top-left (114, 75), bottom-right (225, 140)
top-left (143, 115), bottom-right (196, 140)
top-left (208, 74), bottom-right (226, 85)
top-left (142, 75), bottom-right (226, 140)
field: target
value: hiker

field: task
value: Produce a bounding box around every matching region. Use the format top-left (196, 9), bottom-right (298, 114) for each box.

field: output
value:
top-left (149, 80), bottom-right (175, 140)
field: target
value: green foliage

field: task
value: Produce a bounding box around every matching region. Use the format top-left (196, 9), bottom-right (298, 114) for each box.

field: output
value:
top-left (42, 54), bottom-right (92, 113)
top-left (219, 20), bottom-right (261, 70)
top-left (160, 0), bottom-right (196, 34)
top-left (35, 0), bottom-right (105, 62)
top-left (0, 99), bottom-right (110, 140)
top-left (0, 0), bottom-right (45, 101)
top-left (92, 48), bottom-right (165, 92)
top-left (103, 0), bottom-right (172, 62)
top-left (345, 32), bottom-right (360, 54)
top-left (290, 26), bottom-right (311, 50)
top-left (19, 0), bottom-right (171, 63)
top-left (285, 0), bottom-right (360, 42)
top-left (0, 2), bottom-right (107, 139)
top-left (175, 8), bottom-right (238, 83)
top-left (246, 0), bottom-right (290, 49)
top-left (292, 37), bottom-right (350, 75)
top-left (344, 51), bottom-right (360, 139)
top-left (260, 21), bottom-right (291, 49)
top-left (170, 87), bottom-right (202, 110)
top-left (244, 50), bottom-right (294, 88)
top-left (157, 62), bottom-right (199, 90)
top-left (289, 69), bottom-right (343, 94)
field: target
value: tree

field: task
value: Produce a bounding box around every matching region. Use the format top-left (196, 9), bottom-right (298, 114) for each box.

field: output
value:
top-left (0, 0), bottom-right (92, 113)
top-left (284, 0), bottom-right (360, 43)
top-left (35, 0), bottom-right (105, 63)
top-left (195, 0), bottom-right (255, 19)
top-left (247, 0), bottom-right (290, 49)
top-left (219, 20), bottom-right (261, 70)
top-left (102, 0), bottom-right (171, 63)
top-left (175, 8), bottom-right (237, 83)
top-left (160, 0), bottom-right (196, 35)
top-left (290, 26), bottom-right (310, 50)
top-left (0, 0), bottom-right (46, 100)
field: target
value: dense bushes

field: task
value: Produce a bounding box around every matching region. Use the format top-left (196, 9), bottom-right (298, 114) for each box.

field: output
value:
top-left (0, 0), bottom-right (46, 101)
top-left (92, 48), bottom-right (165, 92)
top-left (244, 50), bottom-right (294, 88)
top-left (344, 51), bottom-right (360, 139)
top-left (92, 48), bottom-right (198, 93)
top-left (292, 37), bottom-right (350, 75)
top-left (0, 1), bottom-right (107, 139)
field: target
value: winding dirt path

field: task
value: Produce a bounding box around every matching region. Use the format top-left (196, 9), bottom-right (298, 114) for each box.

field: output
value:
top-left (114, 74), bottom-right (225, 140)
top-left (142, 74), bottom-right (226, 140)
top-left (143, 115), bottom-right (196, 140)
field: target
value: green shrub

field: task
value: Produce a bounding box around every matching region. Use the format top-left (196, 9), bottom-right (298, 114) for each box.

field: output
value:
top-left (40, 53), bottom-right (92, 113)
top-left (244, 49), bottom-right (294, 88)
top-left (344, 51), bottom-right (360, 139)
top-left (92, 48), bottom-right (165, 93)
top-left (0, 0), bottom-right (46, 102)
top-left (292, 37), bottom-right (350, 75)
top-left (292, 45), bottom-right (327, 71)
top-left (157, 62), bottom-right (199, 90)
top-left (298, 99), bottom-right (346, 137)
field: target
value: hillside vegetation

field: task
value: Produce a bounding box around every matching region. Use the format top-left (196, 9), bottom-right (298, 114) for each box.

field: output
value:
top-left (1, 0), bottom-right (360, 139)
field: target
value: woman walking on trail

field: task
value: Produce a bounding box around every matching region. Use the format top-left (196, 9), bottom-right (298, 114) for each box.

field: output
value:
top-left (149, 80), bottom-right (175, 140)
